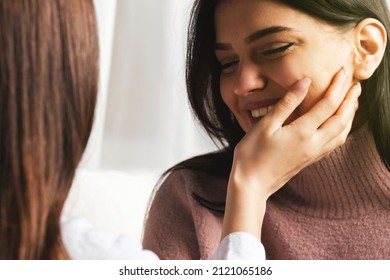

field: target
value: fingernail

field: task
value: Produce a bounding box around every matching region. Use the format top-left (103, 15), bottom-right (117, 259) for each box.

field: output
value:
top-left (291, 78), bottom-right (311, 93)
top-left (354, 82), bottom-right (361, 96)
top-left (341, 67), bottom-right (348, 81)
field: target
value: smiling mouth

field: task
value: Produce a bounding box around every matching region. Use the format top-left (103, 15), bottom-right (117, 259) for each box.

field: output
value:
top-left (246, 98), bottom-right (280, 126)
top-left (248, 106), bottom-right (274, 126)
top-left (250, 105), bottom-right (275, 118)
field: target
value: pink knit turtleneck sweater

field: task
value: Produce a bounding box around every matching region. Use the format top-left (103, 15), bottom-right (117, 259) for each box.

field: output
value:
top-left (143, 125), bottom-right (390, 259)
top-left (263, 124), bottom-right (390, 259)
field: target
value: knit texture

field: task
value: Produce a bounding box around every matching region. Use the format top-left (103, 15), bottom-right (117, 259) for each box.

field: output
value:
top-left (143, 125), bottom-right (390, 259)
top-left (263, 124), bottom-right (390, 259)
top-left (143, 169), bottom-right (227, 259)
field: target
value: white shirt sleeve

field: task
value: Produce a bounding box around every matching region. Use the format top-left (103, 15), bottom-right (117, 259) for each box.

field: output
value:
top-left (212, 232), bottom-right (266, 260)
top-left (62, 217), bottom-right (265, 260)
top-left (61, 216), bottom-right (159, 260)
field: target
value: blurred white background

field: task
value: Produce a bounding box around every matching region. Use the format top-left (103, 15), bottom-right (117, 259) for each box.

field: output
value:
top-left (63, 0), bottom-right (217, 243)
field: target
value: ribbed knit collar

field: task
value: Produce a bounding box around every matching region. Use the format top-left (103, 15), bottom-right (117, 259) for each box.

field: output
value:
top-left (273, 124), bottom-right (390, 219)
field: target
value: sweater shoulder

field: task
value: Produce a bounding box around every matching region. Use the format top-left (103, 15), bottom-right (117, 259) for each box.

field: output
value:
top-left (159, 168), bottom-right (229, 204)
top-left (142, 168), bottom-right (228, 259)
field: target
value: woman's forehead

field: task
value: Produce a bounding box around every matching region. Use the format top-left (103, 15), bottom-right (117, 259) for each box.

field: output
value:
top-left (214, 0), bottom-right (321, 40)
top-left (215, 0), bottom-right (305, 28)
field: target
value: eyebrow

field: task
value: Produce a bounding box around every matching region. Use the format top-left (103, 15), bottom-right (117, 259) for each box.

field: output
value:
top-left (214, 26), bottom-right (294, 51)
top-left (245, 26), bottom-right (294, 44)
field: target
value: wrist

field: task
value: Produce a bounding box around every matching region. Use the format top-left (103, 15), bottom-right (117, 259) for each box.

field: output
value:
top-left (228, 167), bottom-right (273, 201)
top-left (221, 175), bottom-right (269, 240)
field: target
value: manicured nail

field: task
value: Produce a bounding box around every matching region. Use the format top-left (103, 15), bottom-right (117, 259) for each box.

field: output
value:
top-left (291, 78), bottom-right (311, 93)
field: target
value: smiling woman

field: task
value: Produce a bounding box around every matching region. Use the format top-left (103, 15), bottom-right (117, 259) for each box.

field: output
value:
top-left (143, 0), bottom-right (390, 260)
top-left (214, 0), bottom-right (368, 133)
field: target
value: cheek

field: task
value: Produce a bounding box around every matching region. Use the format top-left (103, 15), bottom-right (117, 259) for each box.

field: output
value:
top-left (297, 86), bottom-right (324, 115)
top-left (298, 69), bottom-right (343, 115)
top-left (220, 76), bottom-right (250, 132)
top-left (220, 77), bottom-right (236, 111)
top-left (267, 60), bottom-right (303, 89)
top-left (269, 58), bottom-right (342, 116)
top-left (294, 48), bottom-right (354, 115)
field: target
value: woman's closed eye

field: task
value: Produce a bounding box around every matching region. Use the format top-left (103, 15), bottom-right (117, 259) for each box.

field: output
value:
top-left (261, 42), bottom-right (295, 57)
top-left (220, 60), bottom-right (239, 74)
top-left (217, 42), bottom-right (295, 74)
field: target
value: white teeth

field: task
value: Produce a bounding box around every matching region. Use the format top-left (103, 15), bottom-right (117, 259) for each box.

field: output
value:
top-left (250, 105), bottom-right (275, 118)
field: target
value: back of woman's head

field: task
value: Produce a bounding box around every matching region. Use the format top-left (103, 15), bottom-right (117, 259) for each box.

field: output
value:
top-left (0, 0), bottom-right (99, 259)
top-left (186, 0), bottom-right (389, 169)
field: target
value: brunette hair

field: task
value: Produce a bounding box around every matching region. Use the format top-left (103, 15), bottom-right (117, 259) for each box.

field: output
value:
top-left (170, 0), bottom-right (390, 177)
top-left (0, 0), bottom-right (99, 259)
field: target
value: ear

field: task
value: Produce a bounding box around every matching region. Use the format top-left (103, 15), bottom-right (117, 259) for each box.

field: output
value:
top-left (353, 18), bottom-right (387, 80)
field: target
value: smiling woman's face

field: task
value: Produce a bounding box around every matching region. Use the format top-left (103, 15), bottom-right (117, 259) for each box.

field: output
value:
top-left (214, 0), bottom-right (356, 133)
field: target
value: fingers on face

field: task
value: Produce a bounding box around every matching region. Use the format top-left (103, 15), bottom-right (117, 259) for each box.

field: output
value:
top-left (317, 82), bottom-right (361, 141)
top-left (296, 67), bottom-right (351, 131)
top-left (262, 78), bottom-right (311, 132)
top-left (253, 67), bottom-right (360, 140)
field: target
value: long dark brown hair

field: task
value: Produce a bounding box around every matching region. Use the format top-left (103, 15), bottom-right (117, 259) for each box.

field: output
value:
top-left (160, 0), bottom-right (390, 214)
top-left (170, 0), bottom-right (390, 178)
top-left (0, 0), bottom-right (99, 259)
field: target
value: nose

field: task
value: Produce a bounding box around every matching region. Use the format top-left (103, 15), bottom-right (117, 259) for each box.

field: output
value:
top-left (233, 63), bottom-right (267, 96)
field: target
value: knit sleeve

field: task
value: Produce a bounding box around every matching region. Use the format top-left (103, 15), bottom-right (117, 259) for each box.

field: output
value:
top-left (142, 170), bottom-right (201, 260)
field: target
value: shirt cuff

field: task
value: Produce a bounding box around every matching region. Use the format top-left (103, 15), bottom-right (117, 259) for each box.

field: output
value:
top-left (212, 232), bottom-right (266, 260)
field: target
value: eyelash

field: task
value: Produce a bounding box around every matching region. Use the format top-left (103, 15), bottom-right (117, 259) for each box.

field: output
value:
top-left (219, 42), bottom-right (295, 72)
top-left (220, 61), bottom-right (238, 70)
top-left (262, 42), bottom-right (295, 56)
